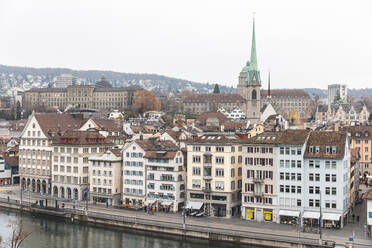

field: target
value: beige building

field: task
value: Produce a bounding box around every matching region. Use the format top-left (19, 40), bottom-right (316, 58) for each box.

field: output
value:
top-left (51, 130), bottom-right (113, 201)
top-left (186, 133), bottom-right (242, 218)
top-left (241, 132), bottom-right (281, 222)
top-left (24, 76), bottom-right (141, 111)
top-left (316, 103), bottom-right (369, 125)
top-left (89, 149), bottom-right (122, 205)
top-left (261, 89), bottom-right (313, 120)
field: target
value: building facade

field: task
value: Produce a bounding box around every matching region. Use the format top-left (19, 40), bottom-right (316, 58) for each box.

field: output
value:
top-left (54, 74), bottom-right (77, 88)
top-left (186, 133), bottom-right (242, 218)
top-left (24, 76), bottom-right (141, 111)
top-left (19, 113), bottom-right (84, 195)
top-left (89, 149), bottom-right (122, 205)
top-left (328, 84), bottom-right (347, 105)
top-left (316, 103), bottom-right (369, 125)
top-left (242, 132), bottom-right (281, 222)
top-left (51, 130), bottom-right (112, 201)
top-left (145, 144), bottom-right (185, 212)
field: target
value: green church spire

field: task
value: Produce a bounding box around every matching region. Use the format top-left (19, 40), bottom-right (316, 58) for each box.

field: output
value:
top-left (250, 16), bottom-right (258, 71)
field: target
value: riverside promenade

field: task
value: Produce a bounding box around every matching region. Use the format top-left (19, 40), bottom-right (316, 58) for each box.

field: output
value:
top-left (0, 186), bottom-right (371, 248)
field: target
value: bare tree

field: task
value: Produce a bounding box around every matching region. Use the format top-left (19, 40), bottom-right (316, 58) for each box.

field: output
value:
top-left (2, 220), bottom-right (31, 248)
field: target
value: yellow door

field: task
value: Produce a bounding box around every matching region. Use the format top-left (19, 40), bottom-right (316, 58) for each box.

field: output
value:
top-left (264, 211), bottom-right (272, 221)
top-left (246, 209), bottom-right (254, 219)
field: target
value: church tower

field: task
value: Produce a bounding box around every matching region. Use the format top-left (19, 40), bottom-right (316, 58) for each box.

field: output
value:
top-left (237, 16), bottom-right (261, 124)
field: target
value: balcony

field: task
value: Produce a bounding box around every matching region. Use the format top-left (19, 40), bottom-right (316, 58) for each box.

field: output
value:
top-left (202, 187), bottom-right (211, 193)
top-left (203, 174), bottom-right (212, 180)
top-left (203, 163), bottom-right (212, 168)
top-left (252, 177), bottom-right (264, 183)
top-left (253, 191), bottom-right (263, 196)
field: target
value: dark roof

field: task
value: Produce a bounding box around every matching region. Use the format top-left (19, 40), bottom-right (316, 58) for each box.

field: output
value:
top-left (95, 75), bottom-right (112, 88)
top-left (135, 140), bottom-right (178, 152)
top-left (109, 148), bottom-right (122, 157)
top-left (278, 130), bottom-right (311, 145)
top-left (244, 132), bottom-right (283, 145)
top-left (184, 93), bottom-right (245, 103)
top-left (92, 119), bottom-right (121, 132)
top-left (304, 131), bottom-right (347, 159)
top-left (27, 87), bottom-right (67, 93)
top-left (144, 151), bottom-right (178, 159)
top-left (188, 133), bottom-right (242, 144)
top-left (52, 130), bottom-right (111, 146)
top-left (195, 112), bottom-right (228, 125)
top-left (342, 125), bottom-right (372, 139)
top-left (3, 155), bottom-right (18, 167)
top-left (261, 89), bottom-right (310, 98)
top-left (34, 113), bottom-right (85, 138)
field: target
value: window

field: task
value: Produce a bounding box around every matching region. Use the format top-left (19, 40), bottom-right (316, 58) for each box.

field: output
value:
top-left (325, 187), bottom-right (330, 195)
top-left (215, 168), bottom-right (224, 177)
top-left (297, 173), bottom-right (302, 181)
top-left (315, 200), bottom-right (320, 207)
top-left (280, 172), bottom-right (284, 180)
top-left (309, 199), bottom-right (314, 207)
top-left (325, 161), bottom-right (330, 169)
top-left (291, 160), bottom-right (296, 168)
top-left (291, 185), bottom-right (296, 193)
top-left (215, 181), bottom-right (224, 190)
top-left (332, 161), bottom-right (337, 169)
top-left (297, 148), bottom-right (301, 155)
top-left (83, 157), bottom-right (88, 164)
top-left (325, 174), bottom-right (330, 182)
top-left (297, 160), bottom-right (302, 168)
top-left (285, 173), bottom-right (290, 180)
top-left (238, 167), bottom-right (242, 176)
top-left (215, 157), bottom-right (224, 164)
top-left (332, 187), bottom-right (336, 195)
top-left (291, 173), bottom-right (296, 181)
top-left (280, 160), bottom-right (284, 168)
top-left (192, 179), bottom-right (201, 188)
top-left (297, 186), bottom-right (302, 194)
top-left (309, 160), bottom-right (314, 168)
top-left (192, 156), bottom-right (201, 163)
top-left (297, 199), bottom-right (302, 207)
top-left (231, 168), bottom-right (235, 177)
top-left (280, 147), bottom-right (284, 155)
top-left (205, 146), bottom-right (211, 152)
top-left (285, 185), bottom-right (290, 193)
top-left (315, 161), bottom-right (320, 168)
top-left (192, 167), bottom-right (200, 175)
top-left (309, 186), bottom-right (314, 194)
top-left (216, 146), bottom-right (224, 152)
top-left (309, 173), bottom-right (314, 181)
top-left (83, 148), bottom-right (89, 153)
top-left (231, 181), bottom-right (235, 190)
top-left (315, 186), bottom-right (320, 194)
top-left (231, 156), bottom-right (235, 164)
top-left (280, 185), bottom-right (284, 192)
top-left (331, 201), bottom-right (336, 208)
top-left (315, 174), bottom-right (320, 181)
top-left (193, 146), bottom-right (201, 152)
top-left (332, 174), bottom-right (336, 182)
top-left (325, 200), bottom-right (330, 208)
top-left (285, 147), bottom-right (290, 155)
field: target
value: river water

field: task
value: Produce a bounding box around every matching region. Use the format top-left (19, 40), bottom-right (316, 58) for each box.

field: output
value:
top-left (0, 210), bottom-right (260, 248)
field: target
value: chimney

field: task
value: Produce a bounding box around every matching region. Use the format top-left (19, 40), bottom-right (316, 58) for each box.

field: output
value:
top-left (334, 122), bottom-right (339, 132)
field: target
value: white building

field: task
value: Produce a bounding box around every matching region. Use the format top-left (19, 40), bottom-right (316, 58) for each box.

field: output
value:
top-left (303, 131), bottom-right (350, 228)
top-left (122, 140), bottom-right (148, 205)
top-left (328, 84), bottom-right (347, 105)
top-left (365, 190), bottom-right (372, 235)
top-left (217, 107), bottom-right (246, 120)
top-left (276, 130), bottom-right (311, 225)
top-left (89, 149), bottom-right (122, 205)
top-left (55, 74), bottom-right (77, 88)
top-left (145, 142), bottom-right (185, 212)
top-left (19, 112), bottom-right (84, 194)
top-left (51, 130), bottom-right (112, 201)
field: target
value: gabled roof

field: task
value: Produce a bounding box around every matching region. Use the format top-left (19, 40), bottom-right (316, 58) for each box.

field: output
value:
top-left (342, 125), bottom-right (372, 139)
top-left (195, 112), bottom-right (228, 125)
top-left (278, 130), bottom-right (311, 145)
top-left (91, 118), bottom-right (121, 132)
top-left (34, 113), bottom-right (85, 138)
top-left (244, 131), bottom-right (283, 145)
top-left (188, 133), bottom-right (242, 144)
top-left (52, 130), bottom-right (111, 146)
top-left (304, 131), bottom-right (347, 159)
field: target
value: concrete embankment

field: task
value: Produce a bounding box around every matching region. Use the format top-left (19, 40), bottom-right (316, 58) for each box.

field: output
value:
top-left (0, 200), bottom-right (334, 248)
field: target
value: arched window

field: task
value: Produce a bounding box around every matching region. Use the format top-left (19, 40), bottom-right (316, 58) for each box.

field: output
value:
top-left (252, 89), bottom-right (257, 100)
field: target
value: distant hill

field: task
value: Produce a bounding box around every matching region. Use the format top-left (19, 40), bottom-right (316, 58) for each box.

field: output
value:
top-left (0, 64), bottom-right (235, 93)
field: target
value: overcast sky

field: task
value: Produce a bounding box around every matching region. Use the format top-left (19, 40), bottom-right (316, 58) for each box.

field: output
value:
top-left (0, 0), bottom-right (371, 89)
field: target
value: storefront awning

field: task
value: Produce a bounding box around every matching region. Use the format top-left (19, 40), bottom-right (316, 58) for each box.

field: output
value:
top-left (278, 210), bottom-right (300, 217)
top-left (322, 213), bottom-right (341, 221)
top-left (303, 211), bottom-right (320, 219)
top-left (161, 201), bottom-right (173, 206)
top-left (185, 201), bottom-right (203, 210)
top-left (144, 199), bottom-right (156, 206)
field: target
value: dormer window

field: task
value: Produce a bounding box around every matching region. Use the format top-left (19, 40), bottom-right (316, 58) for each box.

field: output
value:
top-left (356, 132), bottom-right (361, 137)
top-left (315, 146), bottom-right (320, 153)
top-left (326, 146), bottom-right (331, 154)
top-left (309, 146), bottom-right (314, 153)
top-left (332, 146), bottom-right (337, 154)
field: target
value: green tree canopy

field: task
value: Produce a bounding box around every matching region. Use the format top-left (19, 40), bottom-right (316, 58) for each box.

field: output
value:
top-left (213, 84), bottom-right (220, 94)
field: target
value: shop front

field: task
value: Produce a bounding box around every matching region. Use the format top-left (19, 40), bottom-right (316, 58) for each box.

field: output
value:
top-left (278, 210), bottom-right (300, 225)
top-left (263, 209), bottom-right (273, 222)
top-left (245, 208), bottom-right (255, 220)
top-left (322, 213), bottom-right (341, 229)
top-left (302, 211), bottom-right (320, 227)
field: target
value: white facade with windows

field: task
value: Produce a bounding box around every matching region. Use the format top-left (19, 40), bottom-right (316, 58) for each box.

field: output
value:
top-left (122, 141), bottom-right (146, 205)
top-left (89, 149), bottom-right (122, 205)
top-left (145, 150), bottom-right (185, 212)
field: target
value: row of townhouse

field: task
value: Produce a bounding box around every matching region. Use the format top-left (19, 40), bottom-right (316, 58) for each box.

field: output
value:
top-left (241, 130), bottom-right (351, 228)
top-left (185, 130), bottom-right (352, 229)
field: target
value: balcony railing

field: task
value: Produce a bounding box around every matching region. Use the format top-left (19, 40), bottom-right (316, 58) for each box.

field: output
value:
top-left (252, 177), bottom-right (264, 183)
